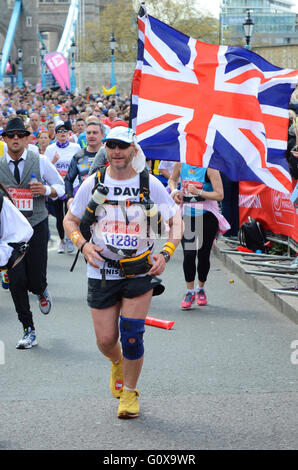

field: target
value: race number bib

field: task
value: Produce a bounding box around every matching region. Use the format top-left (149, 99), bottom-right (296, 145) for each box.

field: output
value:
top-left (101, 221), bottom-right (140, 252)
top-left (8, 188), bottom-right (33, 214)
top-left (181, 180), bottom-right (203, 196)
top-left (55, 161), bottom-right (69, 180)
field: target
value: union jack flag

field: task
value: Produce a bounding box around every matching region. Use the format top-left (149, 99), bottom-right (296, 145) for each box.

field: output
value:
top-left (131, 11), bottom-right (298, 194)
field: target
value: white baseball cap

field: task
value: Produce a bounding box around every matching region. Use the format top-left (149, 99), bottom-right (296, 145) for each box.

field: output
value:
top-left (103, 126), bottom-right (146, 173)
top-left (103, 126), bottom-right (136, 144)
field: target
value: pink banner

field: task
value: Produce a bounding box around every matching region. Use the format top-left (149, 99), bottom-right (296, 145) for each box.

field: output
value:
top-left (44, 52), bottom-right (70, 91)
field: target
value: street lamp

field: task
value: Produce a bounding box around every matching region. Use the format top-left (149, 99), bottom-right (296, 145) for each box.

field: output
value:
top-left (17, 48), bottom-right (23, 88)
top-left (243, 9), bottom-right (254, 50)
top-left (70, 40), bottom-right (77, 93)
top-left (40, 45), bottom-right (46, 89)
top-left (109, 32), bottom-right (117, 88)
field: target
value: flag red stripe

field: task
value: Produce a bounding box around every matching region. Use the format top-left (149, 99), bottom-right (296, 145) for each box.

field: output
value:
top-left (136, 113), bottom-right (182, 135)
top-left (241, 128), bottom-right (292, 192)
top-left (138, 18), bottom-right (145, 34)
top-left (145, 38), bottom-right (180, 73)
top-left (263, 114), bottom-right (289, 141)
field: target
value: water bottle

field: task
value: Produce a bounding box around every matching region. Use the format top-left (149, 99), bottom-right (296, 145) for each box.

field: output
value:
top-left (30, 173), bottom-right (39, 198)
top-left (92, 184), bottom-right (109, 205)
top-left (80, 183), bottom-right (109, 241)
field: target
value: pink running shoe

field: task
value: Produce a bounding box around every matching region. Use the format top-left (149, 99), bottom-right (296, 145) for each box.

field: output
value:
top-left (196, 290), bottom-right (207, 306)
top-left (180, 291), bottom-right (195, 309)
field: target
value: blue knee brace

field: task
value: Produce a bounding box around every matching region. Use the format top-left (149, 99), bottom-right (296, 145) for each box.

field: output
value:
top-left (120, 315), bottom-right (145, 360)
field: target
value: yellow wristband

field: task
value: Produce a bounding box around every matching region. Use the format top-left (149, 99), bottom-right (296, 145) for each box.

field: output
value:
top-left (70, 230), bottom-right (83, 246)
top-left (162, 242), bottom-right (176, 256)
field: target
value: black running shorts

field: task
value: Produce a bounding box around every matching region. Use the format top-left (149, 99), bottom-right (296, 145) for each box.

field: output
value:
top-left (87, 275), bottom-right (164, 309)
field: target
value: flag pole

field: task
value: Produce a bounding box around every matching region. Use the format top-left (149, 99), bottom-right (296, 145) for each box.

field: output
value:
top-left (129, 2), bottom-right (146, 128)
top-left (139, 1), bottom-right (147, 17)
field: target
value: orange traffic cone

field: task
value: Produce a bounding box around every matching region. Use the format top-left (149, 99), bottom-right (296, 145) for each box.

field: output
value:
top-left (145, 316), bottom-right (175, 330)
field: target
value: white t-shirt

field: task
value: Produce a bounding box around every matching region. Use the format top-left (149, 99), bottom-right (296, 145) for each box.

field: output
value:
top-left (158, 160), bottom-right (175, 173)
top-left (28, 143), bottom-right (39, 155)
top-left (70, 171), bottom-right (178, 280)
top-left (45, 142), bottom-right (81, 182)
top-left (0, 197), bottom-right (34, 267)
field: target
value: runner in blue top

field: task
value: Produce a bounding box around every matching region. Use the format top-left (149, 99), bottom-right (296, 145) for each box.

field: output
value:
top-left (169, 162), bottom-right (229, 309)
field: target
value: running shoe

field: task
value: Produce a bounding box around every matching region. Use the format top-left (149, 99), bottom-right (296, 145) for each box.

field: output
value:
top-left (196, 289), bottom-right (207, 306)
top-left (16, 328), bottom-right (38, 349)
top-left (117, 389), bottom-right (140, 419)
top-left (57, 241), bottom-right (66, 254)
top-left (180, 291), bottom-right (195, 309)
top-left (109, 355), bottom-right (124, 399)
top-left (38, 288), bottom-right (52, 315)
top-left (66, 239), bottom-right (74, 253)
top-left (1, 271), bottom-right (9, 290)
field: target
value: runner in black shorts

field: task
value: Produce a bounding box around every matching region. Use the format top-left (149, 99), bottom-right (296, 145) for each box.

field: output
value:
top-left (64, 126), bottom-right (183, 419)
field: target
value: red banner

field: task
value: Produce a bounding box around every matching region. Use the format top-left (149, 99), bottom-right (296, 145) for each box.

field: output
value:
top-left (239, 181), bottom-right (298, 244)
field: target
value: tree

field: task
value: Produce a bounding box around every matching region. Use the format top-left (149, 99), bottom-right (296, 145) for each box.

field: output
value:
top-left (79, 0), bottom-right (137, 62)
top-left (79, 0), bottom-right (219, 63)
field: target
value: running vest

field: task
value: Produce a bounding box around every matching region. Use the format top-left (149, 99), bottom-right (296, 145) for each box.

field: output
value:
top-left (76, 149), bottom-right (96, 182)
top-left (180, 164), bottom-right (213, 216)
top-left (88, 166), bottom-right (161, 258)
top-left (94, 165), bottom-right (151, 202)
top-left (72, 167), bottom-right (160, 275)
top-left (0, 151), bottom-right (48, 226)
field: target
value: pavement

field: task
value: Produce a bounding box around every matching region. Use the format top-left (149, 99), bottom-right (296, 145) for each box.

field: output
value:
top-left (214, 238), bottom-right (298, 324)
top-left (2, 227), bottom-right (298, 451)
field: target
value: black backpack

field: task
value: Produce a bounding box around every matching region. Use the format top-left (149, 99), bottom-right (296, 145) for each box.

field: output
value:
top-left (239, 217), bottom-right (266, 252)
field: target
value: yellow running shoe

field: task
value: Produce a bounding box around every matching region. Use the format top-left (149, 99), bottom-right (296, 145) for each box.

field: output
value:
top-left (117, 389), bottom-right (140, 419)
top-left (109, 356), bottom-right (124, 399)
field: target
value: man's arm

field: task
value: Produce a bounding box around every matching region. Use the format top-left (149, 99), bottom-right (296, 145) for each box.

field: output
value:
top-left (63, 209), bottom-right (103, 268)
top-left (64, 156), bottom-right (79, 201)
top-left (0, 198), bottom-right (34, 267)
top-left (34, 156), bottom-right (65, 200)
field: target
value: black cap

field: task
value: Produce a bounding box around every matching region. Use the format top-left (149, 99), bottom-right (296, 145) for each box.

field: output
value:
top-left (2, 117), bottom-right (30, 136)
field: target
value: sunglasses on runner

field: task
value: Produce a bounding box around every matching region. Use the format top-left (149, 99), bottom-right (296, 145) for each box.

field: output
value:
top-left (5, 131), bottom-right (28, 139)
top-left (105, 140), bottom-right (131, 150)
top-left (56, 128), bottom-right (68, 134)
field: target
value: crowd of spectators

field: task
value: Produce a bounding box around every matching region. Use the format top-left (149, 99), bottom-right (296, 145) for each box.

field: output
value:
top-left (0, 86), bottom-right (131, 140)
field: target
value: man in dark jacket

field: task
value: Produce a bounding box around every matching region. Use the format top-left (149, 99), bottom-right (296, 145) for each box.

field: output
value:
top-left (65, 121), bottom-right (105, 207)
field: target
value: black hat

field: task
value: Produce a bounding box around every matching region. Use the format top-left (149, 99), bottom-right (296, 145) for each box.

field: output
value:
top-left (2, 117), bottom-right (30, 136)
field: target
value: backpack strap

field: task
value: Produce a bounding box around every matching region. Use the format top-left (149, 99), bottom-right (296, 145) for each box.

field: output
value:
top-left (0, 192), bottom-right (3, 213)
top-left (139, 168), bottom-right (150, 202)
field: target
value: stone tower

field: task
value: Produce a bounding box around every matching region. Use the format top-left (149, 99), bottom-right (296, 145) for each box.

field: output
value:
top-left (0, 0), bottom-right (120, 86)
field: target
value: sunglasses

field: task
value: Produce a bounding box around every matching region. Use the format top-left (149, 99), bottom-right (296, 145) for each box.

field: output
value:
top-left (105, 140), bottom-right (131, 150)
top-left (56, 129), bottom-right (68, 134)
top-left (5, 131), bottom-right (28, 139)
